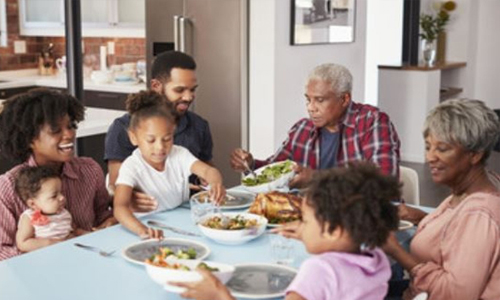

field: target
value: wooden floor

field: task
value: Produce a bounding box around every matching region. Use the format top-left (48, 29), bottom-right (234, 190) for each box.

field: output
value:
top-left (401, 151), bottom-right (500, 208)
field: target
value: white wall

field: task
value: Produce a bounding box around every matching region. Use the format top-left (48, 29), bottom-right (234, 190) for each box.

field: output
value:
top-left (364, 0), bottom-right (403, 105)
top-left (471, 0), bottom-right (500, 109)
top-left (249, 0), bottom-right (367, 157)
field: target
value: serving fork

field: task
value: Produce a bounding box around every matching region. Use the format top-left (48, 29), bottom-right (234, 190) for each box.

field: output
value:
top-left (74, 243), bottom-right (115, 257)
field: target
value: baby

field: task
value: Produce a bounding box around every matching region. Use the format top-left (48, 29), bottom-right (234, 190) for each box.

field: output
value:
top-left (15, 166), bottom-right (85, 252)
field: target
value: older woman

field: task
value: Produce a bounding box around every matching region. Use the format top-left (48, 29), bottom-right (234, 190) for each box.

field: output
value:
top-left (0, 88), bottom-right (115, 261)
top-left (384, 99), bottom-right (500, 300)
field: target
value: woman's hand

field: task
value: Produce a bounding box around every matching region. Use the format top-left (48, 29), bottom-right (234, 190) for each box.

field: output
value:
top-left (170, 269), bottom-right (235, 300)
top-left (230, 148), bottom-right (254, 173)
top-left (289, 165), bottom-right (314, 189)
top-left (130, 190), bottom-right (158, 212)
top-left (269, 220), bottom-right (302, 240)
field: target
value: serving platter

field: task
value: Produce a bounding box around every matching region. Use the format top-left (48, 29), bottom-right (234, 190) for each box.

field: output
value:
top-left (121, 238), bottom-right (210, 265)
top-left (227, 263), bottom-right (297, 299)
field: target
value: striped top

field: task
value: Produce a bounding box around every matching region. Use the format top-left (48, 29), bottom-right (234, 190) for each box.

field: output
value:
top-left (0, 156), bottom-right (112, 261)
top-left (255, 101), bottom-right (401, 177)
top-left (20, 208), bottom-right (73, 240)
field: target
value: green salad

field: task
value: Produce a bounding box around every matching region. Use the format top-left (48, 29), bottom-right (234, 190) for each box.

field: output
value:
top-left (242, 160), bottom-right (294, 187)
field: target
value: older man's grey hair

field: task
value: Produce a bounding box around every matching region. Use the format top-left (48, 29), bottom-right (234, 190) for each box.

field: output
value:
top-left (307, 63), bottom-right (352, 97)
top-left (423, 98), bottom-right (500, 163)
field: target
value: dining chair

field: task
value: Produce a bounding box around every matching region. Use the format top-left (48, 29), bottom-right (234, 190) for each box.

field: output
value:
top-left (412, 292), bottom-right (429, 300)
top-left (400, 166), bottom-right (420, 206)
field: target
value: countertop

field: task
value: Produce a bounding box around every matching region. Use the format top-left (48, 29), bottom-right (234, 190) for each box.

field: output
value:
top-left (0, 69), bottom-right (146, 94)
top-left (0, 99), bottom-right (125, 137)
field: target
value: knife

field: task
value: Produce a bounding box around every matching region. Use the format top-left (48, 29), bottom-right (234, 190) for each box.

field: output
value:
top-left (147, 220), bottom-right (201, 237)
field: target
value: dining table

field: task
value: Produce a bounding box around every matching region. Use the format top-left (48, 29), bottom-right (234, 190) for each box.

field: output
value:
top-left (0, 186), bottom-right (434, 300)
top-left (0, 188), bottom-right (310, 300)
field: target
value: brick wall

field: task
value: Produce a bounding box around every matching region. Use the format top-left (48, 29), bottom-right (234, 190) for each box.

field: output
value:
top-left (0, 0), bottom-right (145, 71)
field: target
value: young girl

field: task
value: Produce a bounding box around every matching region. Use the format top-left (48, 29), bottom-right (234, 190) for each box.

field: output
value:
top-left (113, 91), bottom-right (226, 239)
top-left (15, 166), bottom-right (87, 252)
top-left (171, 163), bottom-right (400, 300)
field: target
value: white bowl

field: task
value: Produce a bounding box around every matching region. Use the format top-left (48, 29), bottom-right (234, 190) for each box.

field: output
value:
top-left (241, 161), bottom-right (296, 193)
top-left (146, 260), bottom-right (235, 293)
top-left (198, 212), bottom-right (268, 245)
top-left (90, 70), bottom-right (113, 84)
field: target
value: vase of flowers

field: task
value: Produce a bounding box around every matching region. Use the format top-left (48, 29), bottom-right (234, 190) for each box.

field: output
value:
top-left (419, 14), bottom-right (437, 67)
top-left (419, 1), bottom-right (457, 66)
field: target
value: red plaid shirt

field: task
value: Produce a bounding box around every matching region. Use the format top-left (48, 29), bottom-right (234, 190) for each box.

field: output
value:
top-left (0, 156), bottom-right (112, 261)
top-left (255, 102), bottom-right (400, 177)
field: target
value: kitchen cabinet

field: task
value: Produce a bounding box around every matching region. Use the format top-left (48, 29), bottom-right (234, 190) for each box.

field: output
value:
top-left (84, 90), bottom-right (128, 111)
top-left (19, 0), bottom-right (145, 37)
top-left (0, 86), bottom-right (37, 99)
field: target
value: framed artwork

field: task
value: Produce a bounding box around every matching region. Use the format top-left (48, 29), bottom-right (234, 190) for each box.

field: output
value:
top-left (290, 0), bottom-right (356, 45)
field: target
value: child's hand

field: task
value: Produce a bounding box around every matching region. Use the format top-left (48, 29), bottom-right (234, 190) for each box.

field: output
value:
top-left (209, 183), bottom-right (226, 206)
top-left (131, 190), bottom-right (158, 212)
top-left (269, 220), bottom-right (302, 240)
top-left (139, 227), bottom-right (164, 240)
top-left (170, 269), bottom-right (234, 300)
top-left (381, 232), bottom-right (401, 257)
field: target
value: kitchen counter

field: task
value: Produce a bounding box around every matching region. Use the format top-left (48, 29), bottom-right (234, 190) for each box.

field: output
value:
top-left (0, 69), bottom-right (146, 94)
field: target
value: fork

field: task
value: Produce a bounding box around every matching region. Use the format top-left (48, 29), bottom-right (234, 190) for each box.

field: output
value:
top-left (147, 220), bottom-right (202, 237)
top-left (74, 243), bottom-right (116, 257)
top-left (242, 160), bottom-right (257, 178)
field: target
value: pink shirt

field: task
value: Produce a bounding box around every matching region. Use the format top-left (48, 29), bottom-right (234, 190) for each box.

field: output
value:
top-left (20, 208), bottom-right (73, 240)
top-left (286, 248), bottom-right (391, 300)
top-left (405, 192), bottom-right (500, 300)
top-left (0, 156), bottom-right (112, 261)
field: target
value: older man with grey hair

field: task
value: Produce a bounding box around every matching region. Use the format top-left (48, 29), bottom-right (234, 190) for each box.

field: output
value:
top-left (230, 63), bottom-right (401, 187)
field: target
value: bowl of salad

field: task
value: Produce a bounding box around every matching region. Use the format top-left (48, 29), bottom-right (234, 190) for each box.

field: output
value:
top-left (198, 212), bottom-right (268, 245)
top-left (146, 258), bottom-right (235, 293)
top-left (241, 160), bottom-right (296, 193)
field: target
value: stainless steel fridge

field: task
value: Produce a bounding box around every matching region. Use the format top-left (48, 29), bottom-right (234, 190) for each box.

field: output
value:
top-left (145, 0), bottom-right (249, 187)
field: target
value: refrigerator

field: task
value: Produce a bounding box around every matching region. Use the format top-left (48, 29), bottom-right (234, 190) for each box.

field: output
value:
top-left (145, 0), bottom-right (249, 187)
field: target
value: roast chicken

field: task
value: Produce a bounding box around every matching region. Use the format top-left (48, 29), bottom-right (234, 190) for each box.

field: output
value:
top-left (248, 191), bottom-right (302, 224)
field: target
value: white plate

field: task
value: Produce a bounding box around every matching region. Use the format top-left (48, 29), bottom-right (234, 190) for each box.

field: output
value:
top-left (241, 161), bottom-right (296, 194)
top-left (121, 238), bottom-right (210, 265)
top-left (190, 190), bottom-right (256, 210)
top-left (227, 263), bottom-right (297, 299)
top-left (398, 220), bottom-right (414, 231)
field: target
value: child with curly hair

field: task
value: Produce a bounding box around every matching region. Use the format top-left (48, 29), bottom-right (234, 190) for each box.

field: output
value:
top-left (113, 90), bottom-right (226, 239)
top-left (15, 166), bottom-right (87, 252)
top-left (170, 162), bottom-right (400, 300)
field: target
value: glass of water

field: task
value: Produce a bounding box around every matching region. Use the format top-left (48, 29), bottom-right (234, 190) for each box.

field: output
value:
top-left (269, 234), bottom-right (295, 265)
top-left (190, 195), bottom-right (215, 224)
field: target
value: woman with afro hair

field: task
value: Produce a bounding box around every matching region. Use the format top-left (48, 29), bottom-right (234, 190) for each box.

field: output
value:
top-left (0, 88), bottom-right (115, 261)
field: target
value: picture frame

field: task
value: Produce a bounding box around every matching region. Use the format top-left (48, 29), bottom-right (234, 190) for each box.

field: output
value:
top-left (290, 0), bottom-right (356, 45)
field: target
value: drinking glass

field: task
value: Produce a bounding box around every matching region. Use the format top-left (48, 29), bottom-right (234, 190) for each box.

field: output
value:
top-left (269, 234), bottom-right (295, 265)
top-left (190, 196), bottom-right (215, 224)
